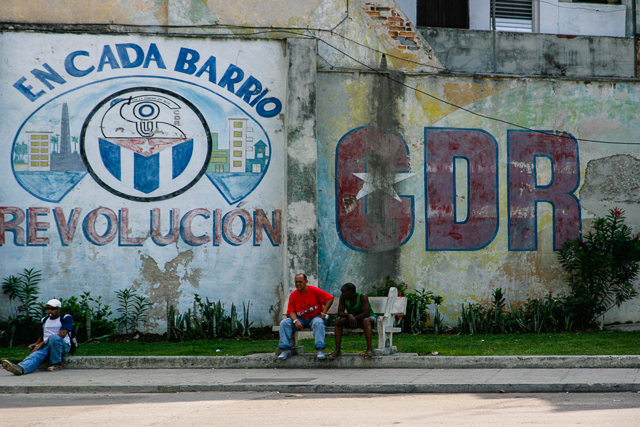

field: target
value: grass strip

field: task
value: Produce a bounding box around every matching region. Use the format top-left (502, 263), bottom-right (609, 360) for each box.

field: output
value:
top-left (1, 331), bottom-right (639, 362)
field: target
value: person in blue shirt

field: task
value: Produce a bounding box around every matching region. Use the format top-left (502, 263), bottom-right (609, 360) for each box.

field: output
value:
top-left (2, 299), bottom-right (73, 375)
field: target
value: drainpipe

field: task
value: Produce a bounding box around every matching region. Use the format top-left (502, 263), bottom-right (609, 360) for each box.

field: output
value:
top-left (634, 0), bottom-right (638, 78)
top-left (492, 0), bottom-right (497, 74)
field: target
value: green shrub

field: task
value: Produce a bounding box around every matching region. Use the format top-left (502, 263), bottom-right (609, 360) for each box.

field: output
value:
top-left (2, 268), bottom-right (42, 319)
top-left (558, 208), bottom-right (640, 328)
top-left (369, 276), bottom-right (442, 334)
top-left (60, 292), bottom-right (116, 342)
top-left (1, 268), bottom-right (44, 347)
top-left (457, 288), bottom-right (572, 334)
top-left (167, 295), bottom-right (252, 341)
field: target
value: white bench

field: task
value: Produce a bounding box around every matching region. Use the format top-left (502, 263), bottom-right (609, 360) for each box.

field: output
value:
top-left (272, 287), bottom-right (407, 356)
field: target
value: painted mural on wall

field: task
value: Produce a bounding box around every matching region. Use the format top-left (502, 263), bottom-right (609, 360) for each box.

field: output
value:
top-left (318, 73), bottom-right (640, 323)
top-left (335, 127), bottom-right (581, 253)
top-left (0, 32), bottom-right (287, 327)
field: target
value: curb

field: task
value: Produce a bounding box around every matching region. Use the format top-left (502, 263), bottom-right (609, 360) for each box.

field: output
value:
top-left (2, 383), bottom-right (639, 395)
top-left (62, 354), bottom-right (640, 369)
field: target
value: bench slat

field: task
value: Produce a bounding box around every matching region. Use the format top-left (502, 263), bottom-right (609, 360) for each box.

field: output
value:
top-left (368, 296), bottom-right (407, 315)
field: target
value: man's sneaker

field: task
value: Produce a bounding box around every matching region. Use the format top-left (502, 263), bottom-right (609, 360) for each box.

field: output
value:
top-left (47, 363), bottom-right (62, 372)
top-left (1, 360), bottom-right (24, 376)
top-left (277, 350), bottom-right (292, 360)
top-left (316, 349), bottom-right (326, 360)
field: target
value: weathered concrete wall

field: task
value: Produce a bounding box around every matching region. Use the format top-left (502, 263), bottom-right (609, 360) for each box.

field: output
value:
top-left (420, 27), bottom-right (636, 78)
top-left (285, 38), bottom-right (319, 293)
top-left (0, 0), bottom-right (172, 25)
top-left (469, 0), bottom-right (629, 37)
top-left (318, 71), bottom-right (640, 324)
top-left (0, 31), bottom-right (289, 329)
top-left (0, 0), bottom-right (445, 332)
top-left (3, 0), bottom-right (640, 332)
top-left (0, 0), bottom-right (319, 27)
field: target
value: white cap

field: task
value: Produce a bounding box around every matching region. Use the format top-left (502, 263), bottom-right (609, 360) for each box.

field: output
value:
top-left (45, 299), bottom-right (62, 308)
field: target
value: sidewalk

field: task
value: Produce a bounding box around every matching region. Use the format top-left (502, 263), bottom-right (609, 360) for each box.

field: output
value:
top-left (1, 354), bottom-right (639, 394)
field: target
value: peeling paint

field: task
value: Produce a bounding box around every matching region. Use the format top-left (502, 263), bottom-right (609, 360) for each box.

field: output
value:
top-left (287, 201), bottom-right (317, 235)
top-left (580, 154), bottom-right (640, 225)
top-left (133, 250), bottom-right (201, 329)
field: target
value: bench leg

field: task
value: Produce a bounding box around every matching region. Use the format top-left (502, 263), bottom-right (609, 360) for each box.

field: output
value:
top-left (291, 331), bottom-right (305, 355)
top-left (375, 316), bottom-right (398, 356)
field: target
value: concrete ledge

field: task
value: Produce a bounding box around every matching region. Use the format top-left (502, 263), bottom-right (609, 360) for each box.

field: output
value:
top-left (3, 383), bottom-right (640, 395)
top-left (62, 354), bottom-right (640, 369)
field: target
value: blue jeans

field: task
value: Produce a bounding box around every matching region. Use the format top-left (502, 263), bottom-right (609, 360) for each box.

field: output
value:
top-left (20, 335), bottom-right (71, 374)
top-left (278, 316), bottom-right (326, 350)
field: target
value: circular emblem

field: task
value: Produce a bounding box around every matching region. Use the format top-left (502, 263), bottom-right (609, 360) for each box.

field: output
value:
top-left (80, 87), bottom-right (212, 201)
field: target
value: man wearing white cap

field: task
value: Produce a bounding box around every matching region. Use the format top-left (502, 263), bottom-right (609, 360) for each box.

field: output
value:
top-left (1, 299), bottom-right (73, 375)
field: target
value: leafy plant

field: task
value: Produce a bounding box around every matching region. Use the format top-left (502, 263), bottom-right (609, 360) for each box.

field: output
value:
top-left (457, 288), bottom-right (573, 334)
top-left (60, 292), bottom-right (116, 341)
top-left (0, 316), bottom-right (42, 348)
top-left (2, 268), bottom-right (42, 319)
top-left (0, 268), bottom-right (43, 347)
top-left (457, 301), bottom-right (489, 334)
top-left (405, 288), bottom-right (434, 334)
top-left (369, 276), bottom-right (436, 334)
top-left (558, 208), bottom-right (640, 328)
top-left (241, 302), bottom-right (252, 337)
top-left (115, 288), bottom-right (151, 334)
top-left (167, 295), bottom-right (253, 341)
top-left (369, 275), bottom-right (408, 297)
top-left (491, 288), bottom-right (507, 333)
top-left (432, 295), bottom-right (445, 334)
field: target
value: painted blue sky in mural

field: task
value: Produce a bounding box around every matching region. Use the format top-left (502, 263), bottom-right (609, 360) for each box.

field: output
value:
top-left (11, 76), bottom-right (271, 204)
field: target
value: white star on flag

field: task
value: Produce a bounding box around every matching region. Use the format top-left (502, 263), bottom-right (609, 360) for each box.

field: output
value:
top-left (138, 139), bottom-right (153, 156)
top-left (353, 172), bottom-right (415, 202)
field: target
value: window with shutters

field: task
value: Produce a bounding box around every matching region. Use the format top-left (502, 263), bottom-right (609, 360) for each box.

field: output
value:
top-left (491, 0), bottom-right (533, 32)
top-left (417, 0), bottom-right (469, 28)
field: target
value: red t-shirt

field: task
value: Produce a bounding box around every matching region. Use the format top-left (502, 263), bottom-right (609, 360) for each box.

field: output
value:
top-left (287, 286), bottom-right (334, 319)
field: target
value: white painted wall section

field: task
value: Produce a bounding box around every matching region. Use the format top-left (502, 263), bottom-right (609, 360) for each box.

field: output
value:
top-left (540, 0), bottom-right (626, 37)
top-left (395, 0), bottom-right (417, 25)
top-left (469, 0), bottom-right (491, 30)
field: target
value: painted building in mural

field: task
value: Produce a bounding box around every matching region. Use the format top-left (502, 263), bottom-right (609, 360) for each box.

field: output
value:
top-left (1, 0), bottom-right (640, 330)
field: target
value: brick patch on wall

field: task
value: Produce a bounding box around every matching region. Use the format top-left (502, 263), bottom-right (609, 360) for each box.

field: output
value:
top-left (364, 3), bottom-right (420, 51)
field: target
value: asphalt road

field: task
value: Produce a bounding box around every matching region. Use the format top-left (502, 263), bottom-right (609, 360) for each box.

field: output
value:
top-left (2, 392), bottom-right (640, 427)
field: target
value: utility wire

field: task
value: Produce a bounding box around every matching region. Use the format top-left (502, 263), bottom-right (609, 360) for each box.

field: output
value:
top-left (315, 36), bottom-right (640, 146)
top-left (539, 0), bottom-right (627, 13)
top-left (2, 9), bottom-right (638, 145)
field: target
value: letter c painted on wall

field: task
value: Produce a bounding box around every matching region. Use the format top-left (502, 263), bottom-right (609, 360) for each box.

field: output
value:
top-left (335, 127), bottom-right (414, 252)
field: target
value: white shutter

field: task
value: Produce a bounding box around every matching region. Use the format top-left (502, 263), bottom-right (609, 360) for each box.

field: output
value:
top-left (492, 0), bottom-right (533, 32)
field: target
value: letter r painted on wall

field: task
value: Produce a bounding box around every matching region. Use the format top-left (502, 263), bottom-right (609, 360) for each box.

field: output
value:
top-left (425, 128), bottom-right (499, 250)
top-left (336, 127), bottom-right (414, 252)
top-left (508, 131), bottom-right (581, 251)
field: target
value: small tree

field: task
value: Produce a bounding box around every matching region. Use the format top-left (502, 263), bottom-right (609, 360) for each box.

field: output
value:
top-left (1, 268), bottom-right (42, 319)
top-left (557, 208), bottom-right (640, 328)
top-left (1, 268), bottom-right (43, 346)
top-left (13, 142), bottom-right (28, 163)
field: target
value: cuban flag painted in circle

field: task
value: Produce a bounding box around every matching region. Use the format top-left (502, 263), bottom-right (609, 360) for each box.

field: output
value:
top-left (98, 137), bottom-right (193, 194)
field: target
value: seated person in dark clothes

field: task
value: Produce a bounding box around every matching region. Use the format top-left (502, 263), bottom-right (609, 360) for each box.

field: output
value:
top-left (329, 282), bottom-right (377, 359)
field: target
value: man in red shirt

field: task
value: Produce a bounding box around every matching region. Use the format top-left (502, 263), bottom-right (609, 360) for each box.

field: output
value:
top-left (277, 273), bottom-right (334, 360)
